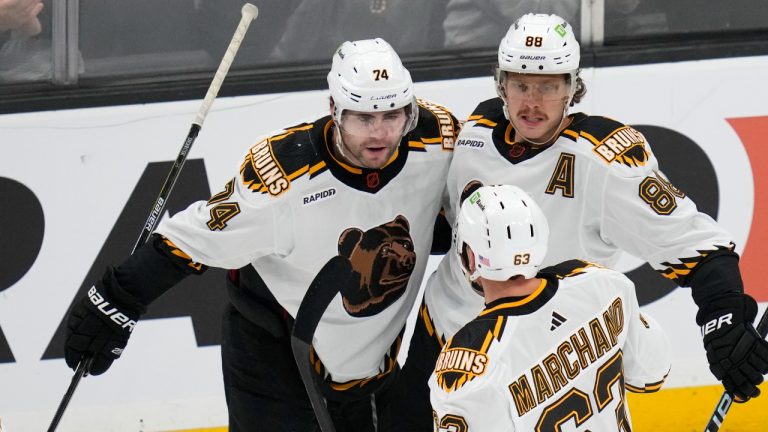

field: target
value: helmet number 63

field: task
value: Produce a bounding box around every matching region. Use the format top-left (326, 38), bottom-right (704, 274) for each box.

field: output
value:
top-left (514, 254), bottom-right (531, 265)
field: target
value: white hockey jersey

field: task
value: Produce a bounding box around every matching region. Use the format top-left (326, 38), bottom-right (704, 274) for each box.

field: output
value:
top-left (155, 100), bottom-right (457, 382)
top-left (429, 261), bottom-right (671, 432)
top-left (425, 97), bottom-right (734, 340)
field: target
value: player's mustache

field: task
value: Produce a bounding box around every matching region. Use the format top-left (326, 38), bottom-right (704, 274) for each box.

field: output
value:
top-left (518, 110), bottom-right (547, 118)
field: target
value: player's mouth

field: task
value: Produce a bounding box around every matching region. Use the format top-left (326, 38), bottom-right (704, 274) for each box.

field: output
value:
top-left (518, 113), bottom-right (547, 128)
top-left (363, 145), bottom-right (391, 160)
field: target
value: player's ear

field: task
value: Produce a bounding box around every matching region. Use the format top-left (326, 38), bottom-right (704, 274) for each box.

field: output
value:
top-left (329, 97), bottom-right (336, 117)
top-left (460, 243), bottom-right (476, 274)
top-left (466, 245), bottom-right (477, 273)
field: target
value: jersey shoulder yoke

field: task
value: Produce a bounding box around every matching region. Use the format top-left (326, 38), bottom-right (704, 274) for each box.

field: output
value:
top-left (240, 120), bottom-right (325, 197)
top-left (412, 98), bottom-right (460, 152)
top-left (466, 98), bottom-right (506, 130)
top-left (564, 113), bottom-right (653, 171)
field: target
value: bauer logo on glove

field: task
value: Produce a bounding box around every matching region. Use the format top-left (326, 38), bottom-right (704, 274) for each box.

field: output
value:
top-left (701, 313), bottom-right (733, 337)
top-left (88, 286), bottom-right (138, 332)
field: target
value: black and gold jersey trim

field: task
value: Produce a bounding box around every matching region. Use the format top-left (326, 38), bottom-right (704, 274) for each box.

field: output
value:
top-left (240, 121), bottom-right (324, 196)
top-left (541, 259), bottom-right (604, 280)
top-left (408, 136), bottom-right (448, 152)
top-left (479, 280), bottom-right (548, 317)
top-left (566, 113), bottom-right (623, 145)
top-left (416, 99), bottom-right (459, 151)
top-left (436, 311), bottom-right (508, 392)
top-left (308, 325), bottom-right (404, 396)
top-left (420, 301), bottom-right (446, 348)
top-left (468, 113), bottom-right (498, 130)
top-left (561, 128), bottom-right (579, 142)
top-left (468, 98), bottom-right (505, 126)
top-left (566, 113), bottom-right (650, 168)
top-left (308, 160), bottom-right (328, 179)
top-left (409, 140), bottom-right (427, 151)
top-left (159, 236), bottom-right (205, 273)
top-left (658, 243), bottom-right (736, 284)
top-left (625, 370), bottom-right (669, 393)
top-left (467, 99), bottom-right (503, 131)
top-left (478, 277), bottom-right (560, 318)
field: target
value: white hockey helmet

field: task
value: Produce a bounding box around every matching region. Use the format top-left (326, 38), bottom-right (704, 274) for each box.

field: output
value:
top-left (456, 185), bottom-right (549, 283)
top-left (496, 14), bottom-right (581, 102)
top-left (327, 38), bottom-right (418, 134)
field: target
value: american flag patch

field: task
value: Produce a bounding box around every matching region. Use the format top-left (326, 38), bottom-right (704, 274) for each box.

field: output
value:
top-left (479, 255), bottom-right (491, 266)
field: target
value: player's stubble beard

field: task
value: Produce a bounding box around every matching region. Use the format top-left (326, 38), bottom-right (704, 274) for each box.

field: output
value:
top-left (333, 126), bottom-right (397, 169)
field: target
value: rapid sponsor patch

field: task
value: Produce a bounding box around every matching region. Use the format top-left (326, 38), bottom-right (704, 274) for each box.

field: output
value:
top-left (592, 127), bottom-right (649, 167)
top-left (302, 188), bottom-right (336, 206)
top-left (456, 138), bottom-right (485, 149)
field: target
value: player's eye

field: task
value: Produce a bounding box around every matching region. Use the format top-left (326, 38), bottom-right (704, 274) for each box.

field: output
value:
top-left (540, 83), bottom-right (559, 94)
top-left (357, 116), bottom-right (375, 124)
top-left (513, 82), bottom-right (528, 93)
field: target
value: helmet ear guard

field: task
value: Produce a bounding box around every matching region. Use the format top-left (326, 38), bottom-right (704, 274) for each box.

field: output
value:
top-left (455, 185), bottom-right (550, 288)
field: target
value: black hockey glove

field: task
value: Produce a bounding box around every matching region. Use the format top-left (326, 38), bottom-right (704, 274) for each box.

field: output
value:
top-left (697, 293), bottom-right (768, 402)
top-left (65, 267), bottom-right (146, 375)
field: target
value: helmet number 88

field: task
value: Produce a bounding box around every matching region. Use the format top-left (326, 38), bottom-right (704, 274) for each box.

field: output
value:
top-left (525, 36), bottom-right (543, 47)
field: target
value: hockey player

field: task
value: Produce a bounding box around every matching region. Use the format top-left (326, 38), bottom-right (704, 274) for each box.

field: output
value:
top-left (393, 13), bottom-right (768, 430)
top-left (63, 38), bottom-right (458, 431)
top-left (429, 184), bottom-right (672, 431)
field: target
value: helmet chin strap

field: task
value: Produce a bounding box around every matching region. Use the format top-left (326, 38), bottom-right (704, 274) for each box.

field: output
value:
top-left (332, 125), bottom-right (352, 163)
top-left (330, 104), bottom-right (354, 165)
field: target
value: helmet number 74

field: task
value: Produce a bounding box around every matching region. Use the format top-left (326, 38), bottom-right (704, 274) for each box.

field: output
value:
top-left (373, 69), bottom-right (389, 80)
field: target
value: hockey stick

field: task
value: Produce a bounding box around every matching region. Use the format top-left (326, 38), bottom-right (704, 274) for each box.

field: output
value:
top-left (291, 256), bottom-right (355, 432)
top-left (47, 5), bottom-right (259, 432)
top-left (132, 2), bottom-right (259, 252)
top-left (46, 357), bottom-right (93, 432)
top-left (703, 307), bottom-right (768, 432)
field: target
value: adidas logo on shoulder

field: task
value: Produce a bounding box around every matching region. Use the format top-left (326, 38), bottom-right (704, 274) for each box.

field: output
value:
top-left (550, 311), bottom-right (567, 331)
